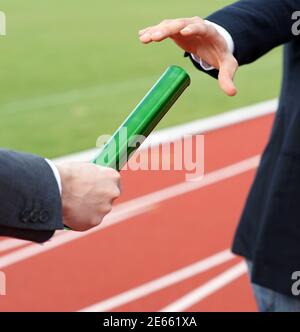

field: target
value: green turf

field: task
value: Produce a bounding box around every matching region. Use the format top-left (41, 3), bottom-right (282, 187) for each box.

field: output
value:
top-left (0, 0), bottom-right (282, 158)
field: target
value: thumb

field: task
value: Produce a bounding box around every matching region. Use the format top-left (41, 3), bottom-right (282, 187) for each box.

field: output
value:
top-left (218, 55), bottom-right (238, 97)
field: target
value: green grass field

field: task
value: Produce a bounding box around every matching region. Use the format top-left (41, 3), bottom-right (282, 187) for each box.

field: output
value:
top-left (0, 1), bottom-right (282, 158)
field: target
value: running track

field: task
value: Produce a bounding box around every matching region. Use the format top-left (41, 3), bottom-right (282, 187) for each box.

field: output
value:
top-left (0, 101), bottom-right (276, 312)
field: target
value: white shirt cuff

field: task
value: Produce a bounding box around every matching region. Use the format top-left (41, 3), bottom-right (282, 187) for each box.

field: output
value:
top-left (45, 159), bottom-right (62, 195)
top-left (191, 54), bottom-right (215, 71)
top-left (191, 20), bottom-right (234, 71)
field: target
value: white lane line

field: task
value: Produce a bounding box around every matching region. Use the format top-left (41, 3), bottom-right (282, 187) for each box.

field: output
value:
top-left (142, 99), bottom-right (277, 149)
top-left (160, 261), bottom-right (247, 312)
top-left (0, 76), bottom-right (156, 114)
top-left (53, 99), bottom-right (277, 163)
top-left (0, 155), bottom-right (259, 270)
top-left (0, 204), bottom-right (153, 270)
top-left (0, 230), bottom-right (67, 253)
top-left (79, 249), bottom-right (235, 312)
top-left (103, 156), bottom-right (260, 228)
top-left (0, 238), bottom-right (29, 253)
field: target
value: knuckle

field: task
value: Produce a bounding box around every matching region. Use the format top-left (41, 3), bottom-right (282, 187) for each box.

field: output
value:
top-left (96, 191), bottom-right (108, 201)
top-left (192, 22), bottom-right (203, 32)
top-left (91, 216), bottom-right (103, 227)
top-left (87, 217), bottom-right (101, 228)
top-left (187, 23), bottom-right (196, 31)
top-left (102, 204), bottom-right (112, 215)
top-left (232, 57), bottom-right (239, 67)
top-left (107, 168), bottom-right (120, 179)
top-left (101, 186), bottom-right (120, 200)
top-left (226, 55), bottom-right (238, 68)
top-left (113, 187), bottom-right (121, 198)
top-left (98, 215), bottom-right (104, 224)
top-left (209, 25), bottom-right (219, 36)
top-left (201, 25), bottom-right (209, 36)
top-left (177, 19), bottom-right (186, 25)
top-left (193, 16), bottom-right (202, 22)
top-left (112, 170), bottom-right (121, 180)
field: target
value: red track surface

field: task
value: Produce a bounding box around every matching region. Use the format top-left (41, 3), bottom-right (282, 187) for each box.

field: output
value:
top-left (0, 113), bottom-right (274, 312)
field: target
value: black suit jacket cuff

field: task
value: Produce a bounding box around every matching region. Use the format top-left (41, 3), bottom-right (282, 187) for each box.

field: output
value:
top-left (184, 52), bottom-right (219, 79)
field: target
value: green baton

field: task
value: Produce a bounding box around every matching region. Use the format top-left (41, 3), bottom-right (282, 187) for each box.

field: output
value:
top-left (92, 65), bottom-right (191, 170)
top-left (64, 66), bottom-right (190, 230)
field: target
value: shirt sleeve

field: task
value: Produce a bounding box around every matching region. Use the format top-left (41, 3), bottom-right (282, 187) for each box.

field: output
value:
top-left (45, 159), bottom-right (62, 194)
top-left (191, 20), bottom-right (235, 71)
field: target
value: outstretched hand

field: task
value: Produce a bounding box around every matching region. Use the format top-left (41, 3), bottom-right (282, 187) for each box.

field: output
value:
top-left (139, 17), bottom-right (238, 96)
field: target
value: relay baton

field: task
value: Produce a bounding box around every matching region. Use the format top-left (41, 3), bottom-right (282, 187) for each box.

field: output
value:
top-left (64, 66), bottom-right (190, 230)
top-left (92, 65), bottom-right (191, 170)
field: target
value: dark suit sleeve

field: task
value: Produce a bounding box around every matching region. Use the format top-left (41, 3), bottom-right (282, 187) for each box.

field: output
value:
top-left (0, 149), bottom-right (63, 243)
top-left (207, 0), bottom-right (299, 65)
top-left (187, 0), bottom-right (300, 76)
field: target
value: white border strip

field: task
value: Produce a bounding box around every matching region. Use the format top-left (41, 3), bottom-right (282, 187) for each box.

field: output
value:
top-left (144, 99), bottom-right (277, 148)
top-left (80, 249), bottom-right (235, 312)
top-left (0, 238), bottom-right (28, 253)
top-left (160, 261), bottom-right (247, 312)
top-left (53, 99), bottom-right (277, 163)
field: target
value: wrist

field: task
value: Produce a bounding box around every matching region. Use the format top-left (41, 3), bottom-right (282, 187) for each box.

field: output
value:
top-left (56, 163), bottom-right (73, 229)
top-left (204, 20), bottom-right (234, 54)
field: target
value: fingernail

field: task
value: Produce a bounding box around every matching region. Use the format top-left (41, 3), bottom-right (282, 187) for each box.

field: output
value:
top-left (140, 33), bottom-right (151, 41)
top-left (139, 29), bottom-right (146, 35)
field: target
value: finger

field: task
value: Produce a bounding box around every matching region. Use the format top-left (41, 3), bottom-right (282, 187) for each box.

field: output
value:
top-left (139, 29), bottom-right (147, 36)
top-left (139, 21), bottom-right (172, 43)
top-left (139, 27), bottom-right (151, 36)
top-left (140, 19), bottom-right (188, 43)
top-left (218, 56), bottom-right (238, 96)
top-left (139, 32), bottom-right (152, 44)
top-left (139, 18), bottom-right (200, 44)
top-left (180, 22), bottom-right (218, 39)
top-left (149, 19), bottom-right (190, 42)
top-left (139, 20), bottom-right (171, 37)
